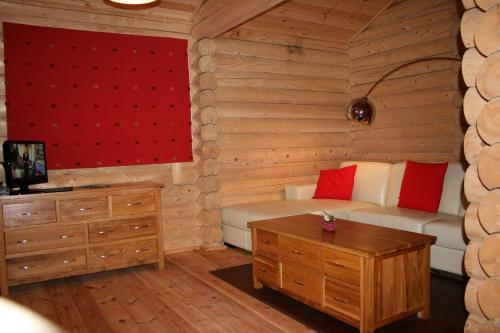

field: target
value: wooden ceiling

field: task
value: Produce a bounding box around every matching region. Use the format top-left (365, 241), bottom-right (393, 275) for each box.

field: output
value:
top-left (191, 0), bottom-right (393, 46)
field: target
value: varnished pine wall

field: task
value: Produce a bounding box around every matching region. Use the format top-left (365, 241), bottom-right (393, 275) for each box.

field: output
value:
top-left (348, 0), bottom-right (465, 162)
top-left (0, 0), bottom-right (209, 252)
top-left (213, 28), bottom-right (351, 207)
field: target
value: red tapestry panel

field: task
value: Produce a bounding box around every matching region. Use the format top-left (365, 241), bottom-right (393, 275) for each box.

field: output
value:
top-left (3, 22), bottom-right (192, 170)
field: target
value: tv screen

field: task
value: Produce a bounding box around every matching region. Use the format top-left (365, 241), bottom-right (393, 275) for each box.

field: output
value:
top-left (3, 140), bottom-right (48, 193)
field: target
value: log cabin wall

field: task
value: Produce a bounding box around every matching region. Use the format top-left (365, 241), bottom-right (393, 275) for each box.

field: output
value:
top-left (211, 7), bottom-right (353, 208)
top-left (348, 0), bottom-right (466, 162)
top-left (0, 0), bottom-right (209, 252)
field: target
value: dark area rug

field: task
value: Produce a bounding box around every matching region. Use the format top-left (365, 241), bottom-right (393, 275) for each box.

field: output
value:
top-left (210, 264), bottom-right (467, 333)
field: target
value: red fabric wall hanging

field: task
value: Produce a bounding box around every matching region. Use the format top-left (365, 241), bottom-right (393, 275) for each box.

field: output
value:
top-left (3, 22), bottom-right (192, 170)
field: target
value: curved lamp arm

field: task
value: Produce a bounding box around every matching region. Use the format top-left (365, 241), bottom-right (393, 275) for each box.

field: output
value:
top-left (346, 56), bottom-right (462, 125)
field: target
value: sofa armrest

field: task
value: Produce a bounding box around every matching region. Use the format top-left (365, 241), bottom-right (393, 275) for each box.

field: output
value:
top-left (285, 184), bottom-right (316, 200)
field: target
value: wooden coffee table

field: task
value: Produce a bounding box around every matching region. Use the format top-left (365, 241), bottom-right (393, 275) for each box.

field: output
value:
top-left (248, 214), bottom-right (437, 333)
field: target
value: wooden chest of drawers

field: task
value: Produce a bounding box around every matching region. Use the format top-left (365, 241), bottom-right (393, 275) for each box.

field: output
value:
top-left (249, 214), bottom-right (436, 333)
top-left (0, 182), bottom-right (164, 296)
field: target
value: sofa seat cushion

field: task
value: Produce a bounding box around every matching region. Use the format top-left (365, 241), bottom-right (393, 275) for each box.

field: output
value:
top-left (348, 206), bottom-right (450, 233)
top-left (287, 199), bottom-right (376, 219)
top-left (423, 218), bottom-right (467, 251)
top-left (221, 201), bottom-right (310, 230)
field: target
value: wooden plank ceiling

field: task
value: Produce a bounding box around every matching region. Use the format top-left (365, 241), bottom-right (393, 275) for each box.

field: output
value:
top-left (192, 0), bottom-right (393, 45)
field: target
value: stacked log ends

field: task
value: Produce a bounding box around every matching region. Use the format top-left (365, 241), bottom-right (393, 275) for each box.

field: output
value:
top-left (478, 234), bottom-right (500, 276)
top-left (477, 52), bottom-right (500, 99)
top-left (474, 5), bottom-right (500, 56)
top-left (462, 8), bottom-right (484, 48)
top-left (464, 87), bottom-right (487, 125)
top-left (463, 1), bottom-right (500, 331)
top-left (462, 47), bottom-right (487, 87)
top-left (190, 38), bottom-right (223, 249)
top-left (478, 190), bottom-right (500, 233)
top-left (478, 145), bottom-right (500, 189)
top-left (477, 98), bottom-right (500, 144)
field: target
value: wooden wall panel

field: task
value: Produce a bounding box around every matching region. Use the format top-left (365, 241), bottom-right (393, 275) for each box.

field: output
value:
top-left (212, 36), bottom-right (350, 207)
top-left (348, 0), bottom-right (465, 163)
top-left (0, 0), bottom-right (206, 253)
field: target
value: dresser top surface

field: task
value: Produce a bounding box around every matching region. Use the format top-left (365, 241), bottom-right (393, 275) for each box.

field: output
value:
top-left (248, 214), bottom-right (437, 257)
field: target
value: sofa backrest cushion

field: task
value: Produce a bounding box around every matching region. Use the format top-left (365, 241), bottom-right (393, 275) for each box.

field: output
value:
top-left (386, 162), bottom-right (465, 216)
top-left (339, 161), bottom-right (392, 206)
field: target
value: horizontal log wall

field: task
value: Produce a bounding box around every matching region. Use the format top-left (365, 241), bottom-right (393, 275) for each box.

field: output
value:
top-left (0, 0), bottom-right (206, 252)
top-left (348, 0), bottom-right (465, 162)
top-left (213, 34), bottom-right (351, 207)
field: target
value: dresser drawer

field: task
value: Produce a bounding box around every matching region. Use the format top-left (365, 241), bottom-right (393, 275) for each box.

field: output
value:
top-left (88, 239), bottom-right (158, 269)
top-left (255, 229), bottom-right (279, 260)
top-left (254, 257), bottom-right (280, 288)
top-left (5, 224), bottom-right (85, 254)
top-left (279, 235), bottom-right (321, 271)
top-left (324, 279), bottom-right (360, 319)
top-left (7, 249), bottom-right (86, 284)
top-left (111, 192), bottom-right (156, 217)
top-left (323, 248), bottom-right (360, 287)
top-left (60, 196), bottom-right (109, 222)
top-left (88, 216), bottom-right (157, 243)
top-left (282, 263), bottom-right (322, 305)
top-left (3, 201), bottom-right (56, 227)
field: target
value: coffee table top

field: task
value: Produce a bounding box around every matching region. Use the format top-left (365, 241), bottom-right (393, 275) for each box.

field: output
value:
top-left (248, 214), bottom-right (437, 258)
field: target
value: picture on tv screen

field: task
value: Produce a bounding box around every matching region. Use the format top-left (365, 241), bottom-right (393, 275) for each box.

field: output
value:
top-left (5, 142), bottom-right (47, 179)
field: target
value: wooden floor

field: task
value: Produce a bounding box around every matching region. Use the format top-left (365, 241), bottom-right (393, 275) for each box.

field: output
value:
top-left (8, 248), bottom-right (316, 333)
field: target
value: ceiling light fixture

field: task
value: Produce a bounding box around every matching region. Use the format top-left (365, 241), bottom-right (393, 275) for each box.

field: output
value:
top-left (103, 0), bottom-right (161, 9)
top-left (346, 56), bottom-right (462, 125)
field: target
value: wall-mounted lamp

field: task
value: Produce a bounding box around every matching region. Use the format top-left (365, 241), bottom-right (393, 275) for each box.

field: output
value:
top-left (103, 0), bottom-right (160, 9)
top-left (346, 56), bottom-right (462, 125)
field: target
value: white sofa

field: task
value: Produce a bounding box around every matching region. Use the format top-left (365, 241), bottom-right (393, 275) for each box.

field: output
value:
top-left (221, 161), bottom-right (468, 275)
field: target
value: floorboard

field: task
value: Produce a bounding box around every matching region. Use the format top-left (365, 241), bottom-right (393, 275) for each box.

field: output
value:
top-left (6, 248), bottom-right (464, 333)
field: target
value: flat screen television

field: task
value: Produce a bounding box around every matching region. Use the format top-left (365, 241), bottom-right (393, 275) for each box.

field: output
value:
top-left (3, 140), bottom-right (48, 194)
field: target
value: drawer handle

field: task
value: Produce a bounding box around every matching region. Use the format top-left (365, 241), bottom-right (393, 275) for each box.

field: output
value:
top-left (99, 255), bottom-right (108, 258)
top-left (16, 239), bottom-right (33, 244)
top-left (261, 240), bottom-right (271, 244)
top-left (97, 230), bottom-right (106, 234)
top-left (19, 265), bottom-right (33, 270)
top-left (21, 212), bottom-right (39, 216)
top-left (327, 260), bottom-right (345, 268)
top-left (133, 225), bottom-right (148, 230)
top-left (334, 296), bottom-right (349, 304)
top-left (79, 207), bottom-right (93, 211)
top-left (135, 248), bottom-right (150, 253)
top-left (127, 202), bottom-right (143, 207)
top-left (59, 234), bottom-right (74, 240)
top-left (62, 259), bottom-right (76, 264)
top-left (291, 249), bottom-right (304, 255)
top-left (259, 267), bottom-right (268, 272)
top-left (293, 279), bottom-right (304, 286)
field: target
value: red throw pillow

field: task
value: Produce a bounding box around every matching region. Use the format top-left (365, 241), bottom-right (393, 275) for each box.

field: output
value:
top-left (313, 165), bottom-right (357, 200)
top-left (398, 161), bottom-right (448, 213)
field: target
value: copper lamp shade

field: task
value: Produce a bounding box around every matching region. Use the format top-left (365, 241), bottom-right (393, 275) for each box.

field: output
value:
top-left (346, 97), bottom-right (376, 125)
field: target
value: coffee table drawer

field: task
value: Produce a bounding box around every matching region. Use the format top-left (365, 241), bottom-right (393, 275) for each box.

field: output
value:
top-left (324, 279), bottom-right (360, 319)
top-left (255, 229), bottom-right (279, 260)
top-left (280, 235), bottom-right (321, 270)
top-left (254, 257), bottom-right (280, 288)
top-left (323, 248), bottom-right (360, 287)
top-left (282, 264), bottom-right (322, 305)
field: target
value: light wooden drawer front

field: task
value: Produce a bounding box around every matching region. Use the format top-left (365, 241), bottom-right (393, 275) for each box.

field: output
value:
top-left (279, 235), bottom-right (321, 271)
top-left (88, 216), bottom-right (157, 243)
top-left (255, 229), bottom-right (279, 260)
top-left (5, 224), bottom-right (85, 254)
top-left (282, 264), bottom-right (322, 305)
top-left (7, 250), bottom-right (86, 283)
top-left (323, 248), bottom-right (360, 287)
top-left (324, 279), bottom-right (360, 319)
top-left (111, 192), bottom-right (156, 217)
top-left (254, 257), bottom-right (280, 288)
top-left (3, 201), bottom-right (56, 227)
top-left (60, 196), bottom-right (109, 222)
top-left (89, 239), bottom-right (158, 269)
